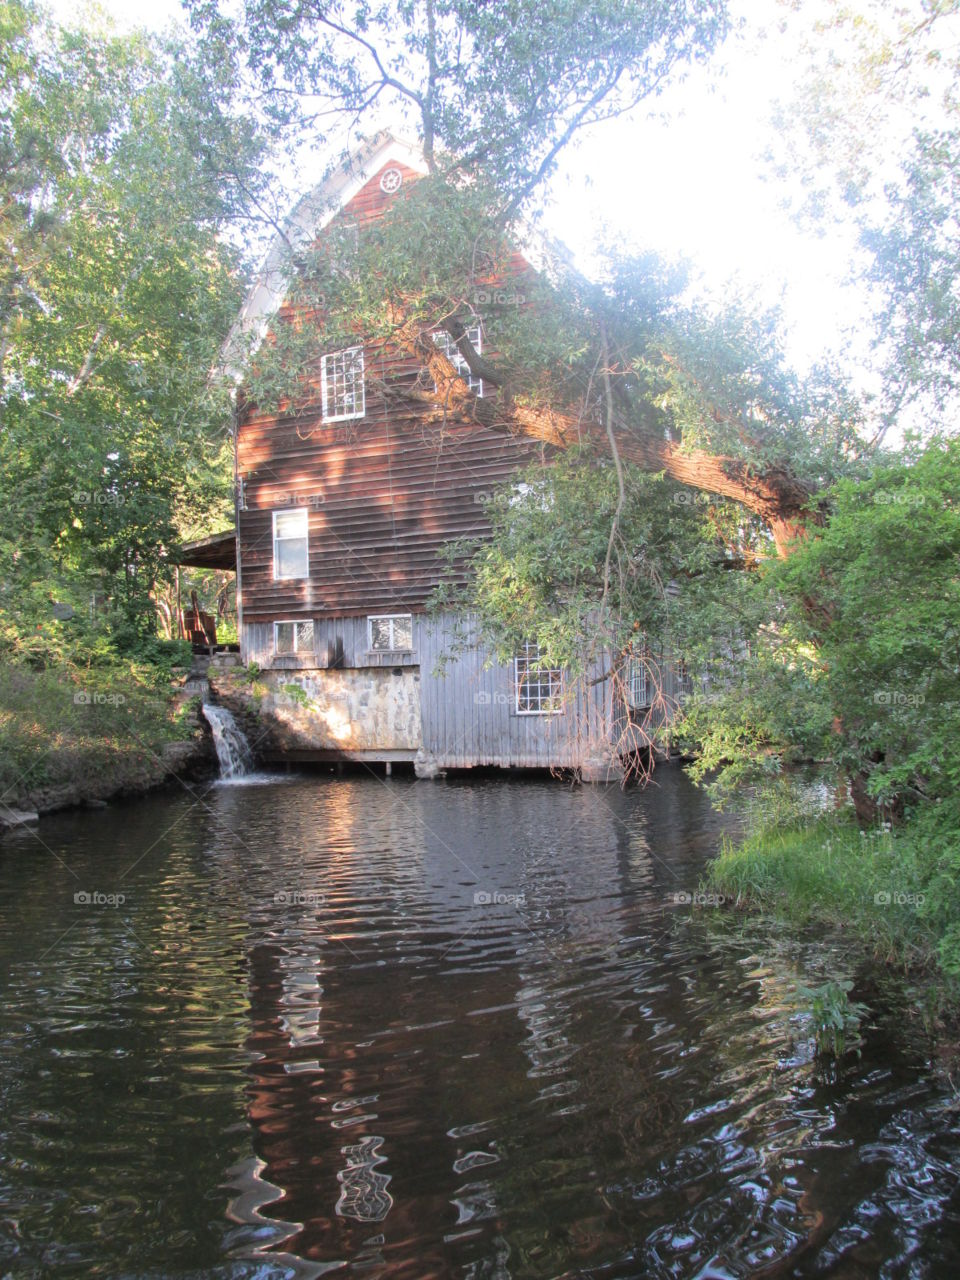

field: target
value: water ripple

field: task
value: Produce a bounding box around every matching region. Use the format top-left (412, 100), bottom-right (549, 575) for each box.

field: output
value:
top-left (0, 773), bottom-right (957, 1278)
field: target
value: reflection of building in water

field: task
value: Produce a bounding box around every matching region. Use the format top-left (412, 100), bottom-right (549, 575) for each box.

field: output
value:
top-left (226, 774), bottom-right (735, 1278)
top-left (336, 1134), bottom-right (392, 1222)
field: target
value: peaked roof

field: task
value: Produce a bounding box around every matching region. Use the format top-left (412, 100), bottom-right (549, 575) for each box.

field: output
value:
top-left (224, 132), bottom-right (428, 375)
top-left (223, 131), bottom-right (576, 379)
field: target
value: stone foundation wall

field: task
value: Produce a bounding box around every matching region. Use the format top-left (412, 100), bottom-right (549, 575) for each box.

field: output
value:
top-left (208, 662), bottom-right (422, 755)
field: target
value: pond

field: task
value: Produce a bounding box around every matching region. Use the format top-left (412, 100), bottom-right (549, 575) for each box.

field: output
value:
top-left (0, 769), bottom-right (958, 1278)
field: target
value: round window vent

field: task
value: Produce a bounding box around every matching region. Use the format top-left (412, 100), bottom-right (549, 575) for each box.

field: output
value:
top-left (379, 167), bottom-right (403, 193)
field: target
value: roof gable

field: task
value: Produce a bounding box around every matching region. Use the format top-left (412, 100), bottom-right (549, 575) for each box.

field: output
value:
top-left (224, 132), bottom-right (577, 380)
top-left (224, 133), bottom-right (428, 375)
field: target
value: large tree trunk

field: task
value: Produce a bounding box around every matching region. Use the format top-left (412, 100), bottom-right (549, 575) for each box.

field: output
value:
top-left (394, 314), bottom-right (815, 557)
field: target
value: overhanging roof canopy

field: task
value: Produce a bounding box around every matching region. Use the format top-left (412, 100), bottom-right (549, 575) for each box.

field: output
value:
top-left (171, 529), bottom-right (237, 571)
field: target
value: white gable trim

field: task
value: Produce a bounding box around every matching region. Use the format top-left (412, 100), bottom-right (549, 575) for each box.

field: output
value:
top-left (223, 132), bottom-right (428, 378)
top-left (222, 131), bottom-right (578, 382)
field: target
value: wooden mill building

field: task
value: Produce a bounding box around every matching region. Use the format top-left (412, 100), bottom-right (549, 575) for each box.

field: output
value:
top-left (179, 134), bottom-right (686, 778)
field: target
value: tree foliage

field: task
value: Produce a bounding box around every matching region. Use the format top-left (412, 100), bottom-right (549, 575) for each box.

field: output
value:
top-left (187, 0), bottom-right (731, 215)
top-left (0, 1), bottom-right (264, 660)
top-left (243, 168), bottom-right (866, 562)
top-left (772, 0), bottom-right (960, 425)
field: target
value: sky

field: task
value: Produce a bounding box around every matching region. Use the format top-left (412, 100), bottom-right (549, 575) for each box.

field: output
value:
top-left (47, 0), bottom-right (897, 385)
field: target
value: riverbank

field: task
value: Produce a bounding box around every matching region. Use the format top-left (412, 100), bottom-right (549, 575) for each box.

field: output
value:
top-left (0, 661), bottom-right (215, 823)
top-left (706, 814), bottom-right (959, 1020)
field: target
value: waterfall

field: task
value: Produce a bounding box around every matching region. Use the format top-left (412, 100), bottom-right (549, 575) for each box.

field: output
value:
top-left (202, 704), bottom-right (254, 780)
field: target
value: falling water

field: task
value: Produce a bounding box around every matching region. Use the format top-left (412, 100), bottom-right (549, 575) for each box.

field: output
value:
top-left (202, 703), bottom-right (254, 780)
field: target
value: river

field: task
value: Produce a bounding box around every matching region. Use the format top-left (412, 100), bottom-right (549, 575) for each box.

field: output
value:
top-left (0, 769), bottom-right (957, 1278)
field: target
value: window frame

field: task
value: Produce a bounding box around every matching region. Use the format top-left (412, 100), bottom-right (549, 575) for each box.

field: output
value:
top-left (432, 325), bottom-right (484, 397)
top-left (514, 642), bottom-right (564, 716)
top-left (676, 658), bottom-right (693, 700)
top-left (320, 344), bottom-right (366, 423)
top-left (367, 613), bottom-right (414, 653)
top-left (626, 653), bottom-right (651, 709)
top-left (272, 508), bottom-right (309, 581)
top-left (273, 619), bottom-right (316, 657)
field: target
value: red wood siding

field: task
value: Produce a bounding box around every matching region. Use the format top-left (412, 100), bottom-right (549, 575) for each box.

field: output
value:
top-left (237, 159), bottom-right (544, 622)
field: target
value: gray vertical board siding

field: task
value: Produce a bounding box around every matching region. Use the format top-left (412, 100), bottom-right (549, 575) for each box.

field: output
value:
top-left (241, 614), bottom-right (420, 670)
top-left (420, 613), bottom-right (614, 770)
top-left (610, 645), bottom-right (688, 753)
top-left (242, 608), bottom-right (628, 769)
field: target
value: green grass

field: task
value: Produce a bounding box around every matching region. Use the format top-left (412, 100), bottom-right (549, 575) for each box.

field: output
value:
top-left (0, 661), bottom-right (201, 810)
top-left (707, 815), bottom-right (940, 973)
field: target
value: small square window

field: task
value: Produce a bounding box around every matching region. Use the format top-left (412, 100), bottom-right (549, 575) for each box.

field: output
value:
top-left (368, 613), bottom-right (413, 652)
top-left (274, 620), bottom-right (314, 655)
top-left (321, 345), bottom-right (365, 422)
top-left (515, 642), bottom-right (563, 714)
top-left (432, 326), bottom-right (483, 396)
top-left (273, 508), bottom-right (309, 580)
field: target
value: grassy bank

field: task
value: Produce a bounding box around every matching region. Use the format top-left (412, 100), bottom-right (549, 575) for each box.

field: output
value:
top-left (0, 653), bottom-right (207, 814)
top-left (706, 816), bottom-right (953, 987)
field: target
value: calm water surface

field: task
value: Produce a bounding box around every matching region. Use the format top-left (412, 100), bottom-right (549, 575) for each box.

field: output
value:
top-left (0, 770), bottom-right (958, 1279)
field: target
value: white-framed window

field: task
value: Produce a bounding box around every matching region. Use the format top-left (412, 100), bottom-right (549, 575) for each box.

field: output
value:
top-left (321, 345), bottom-right (365, 422)
top-left (432, 325), bottom-right (483, 396)
top-left (274, 620), bottom-right (315, 656)
top-left (368, 613), bottom-right (413, 652)
top-left (273, 508), bottom-right (309, 580)
top-left (627, 655), bottom-right (651, 708)
top-left (676, 659), bottom-right (693, 699)
top-left (514, 642), bottom-right (563, 715)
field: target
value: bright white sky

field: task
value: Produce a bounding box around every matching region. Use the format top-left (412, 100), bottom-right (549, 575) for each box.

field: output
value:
top-left (49, 0), bottom-right (897, 386)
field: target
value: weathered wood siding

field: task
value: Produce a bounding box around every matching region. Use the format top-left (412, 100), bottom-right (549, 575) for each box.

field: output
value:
top-left (242, 615), bottom-right (420, 670)
top-left (237, 415), bottom-right (543, 621)
top-left (419, 614), bottom-right (616, 770)
top-left (236, 157), bottom-right (544, 624)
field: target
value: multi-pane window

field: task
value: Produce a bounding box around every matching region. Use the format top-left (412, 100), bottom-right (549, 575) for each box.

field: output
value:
top-left (321, 345), bottom-right (365, 422)
top-left (368, 613), bottom-right (413, 651)
top-left (273, 508), bottom-right (309, 580)
top-left (514, 642), bottom-right (563, 714)
top-left (432, 325), bottom-right (483, 396)
top-left (676, 659), bottom-right (693, 699)
top-left (627, 655), bottom-right (650, 708)
top-left (274, 620), bottom-right (315, 656)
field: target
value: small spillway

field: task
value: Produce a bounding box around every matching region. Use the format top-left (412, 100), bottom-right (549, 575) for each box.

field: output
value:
top-left (202, 704), bottom-right (254, 781)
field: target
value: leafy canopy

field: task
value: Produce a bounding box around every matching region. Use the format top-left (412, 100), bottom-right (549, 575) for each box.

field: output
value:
top-left (187, 0), bottom-right (731, 214)
top-left (0, 0), bottom-right (265, 661)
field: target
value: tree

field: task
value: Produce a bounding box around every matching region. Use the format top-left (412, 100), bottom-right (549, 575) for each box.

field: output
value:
top-left (769, 0), bottom-right (960, 427)
top-left (187, 0), bottom-right (731, 216)
top-left (242, 170), bottom-right (865, 559)
top-left (194, 0), bottom-right (879, 553)
top-left (0, 1), bottom-right (266, 659)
